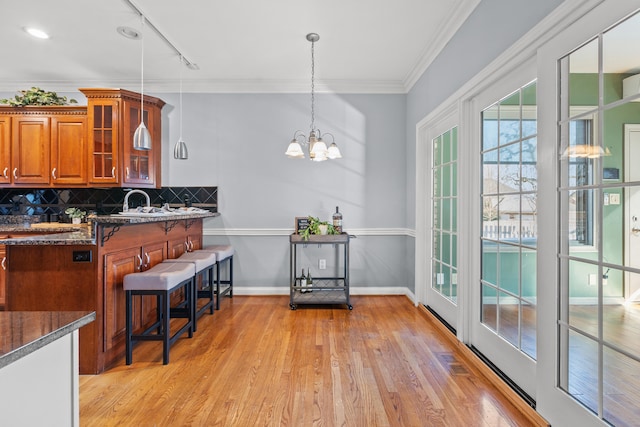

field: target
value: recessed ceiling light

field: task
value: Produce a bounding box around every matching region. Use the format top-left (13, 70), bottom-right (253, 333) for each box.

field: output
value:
top-left (117, 26), bottom-right (141, 40)
top-left (23, 27), bottom-right (50, 39)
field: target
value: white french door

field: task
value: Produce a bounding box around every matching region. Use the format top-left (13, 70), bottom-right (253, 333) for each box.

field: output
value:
top-left (416, 106), bottom-right (461, 331)
top-left (468, 59), bottom-right (538, 398)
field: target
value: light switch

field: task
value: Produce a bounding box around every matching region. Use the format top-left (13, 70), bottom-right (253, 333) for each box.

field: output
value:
top-left (610, 193), bottom-right (620, 205)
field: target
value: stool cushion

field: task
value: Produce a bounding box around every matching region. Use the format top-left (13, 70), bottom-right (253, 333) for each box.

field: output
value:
top-left (164, 251), bottom-right (217, 272)
top-left (200, 245), bottom-right (234, 261)
top-left (124, 262), bottom-right (195, 291)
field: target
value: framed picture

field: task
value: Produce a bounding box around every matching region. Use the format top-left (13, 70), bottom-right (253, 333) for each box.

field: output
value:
top-left (295, 217), bottom-right (310, 234)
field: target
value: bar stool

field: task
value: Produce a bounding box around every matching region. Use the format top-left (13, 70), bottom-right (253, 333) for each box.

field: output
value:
top-left (198, 245), bottom-right (234, 310)
top-left (123, 262), bottom-right (195, 365)
top-left (163, 251), bottom-right (217, 330)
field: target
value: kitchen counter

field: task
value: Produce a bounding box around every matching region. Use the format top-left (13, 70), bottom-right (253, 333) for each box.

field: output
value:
top-left (5, 213), bottom-right (210, 373)
top-left (0, 311), bottom-right (95, 427)
top-left (0, 211), bottom-right (218, 245)
top-left (0, 311), bottom-right (95, 369)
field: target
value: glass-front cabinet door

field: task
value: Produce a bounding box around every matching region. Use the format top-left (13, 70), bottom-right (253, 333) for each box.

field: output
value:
top-left (88, 101), bottom-right (119, 185)
top-left (122, 99), bottom-right (155, 186)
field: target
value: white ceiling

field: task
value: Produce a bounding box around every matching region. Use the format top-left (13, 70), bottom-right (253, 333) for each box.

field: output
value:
top-left (0, 0), bottom-right (481, 94)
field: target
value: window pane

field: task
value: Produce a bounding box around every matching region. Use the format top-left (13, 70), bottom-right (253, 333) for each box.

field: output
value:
top-left (482, 105), bottom-right (499, 151)
top-left (568, 38), bottom-right (599, 109)
top-left (603, 347), bottom-right (640, 427)
top-left (498, 290), bottom-right (519, 348)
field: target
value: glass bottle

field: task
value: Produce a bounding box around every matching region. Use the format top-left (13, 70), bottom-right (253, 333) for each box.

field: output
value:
top-left (306, 267), bottom-right (313, 293)
top-left (300, 268), bottom-right (305, 292)
top-left (333, 206), bottom-right (343, 233)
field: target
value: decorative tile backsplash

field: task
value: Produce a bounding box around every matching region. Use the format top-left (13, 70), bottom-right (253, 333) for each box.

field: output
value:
top-left (0, 187), bottom-right (217, 218)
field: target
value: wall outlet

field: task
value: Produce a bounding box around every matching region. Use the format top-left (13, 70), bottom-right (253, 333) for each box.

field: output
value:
top-left (610, 193), bottom-right (620, 205)
top-left (319, 259), bottom-right (326, 269)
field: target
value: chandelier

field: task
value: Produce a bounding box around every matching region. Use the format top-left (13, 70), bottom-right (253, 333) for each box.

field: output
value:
top-left (285, 33), bottom-right (342, 162)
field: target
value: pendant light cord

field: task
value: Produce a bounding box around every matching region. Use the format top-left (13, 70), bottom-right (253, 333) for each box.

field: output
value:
top-left (310, 38), bottom-right (315, 132)
top-left (179, 55), bottom-right (183, 139)
top-left (140, 15), bottom-right (145, 121)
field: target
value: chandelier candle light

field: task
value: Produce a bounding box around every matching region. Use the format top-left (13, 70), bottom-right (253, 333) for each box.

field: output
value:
top-left (285, 33), bottom-right (342, 162)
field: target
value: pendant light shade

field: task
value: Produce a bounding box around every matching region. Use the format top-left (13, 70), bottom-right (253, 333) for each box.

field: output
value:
top-left (285, 33), bottom-right (342, 161)
top-left (133, 14), bottom-right (152, 151)
top-left (174, 138), bottom-right (188, 159)
top-left (133, 122), bottom-right (152, 150)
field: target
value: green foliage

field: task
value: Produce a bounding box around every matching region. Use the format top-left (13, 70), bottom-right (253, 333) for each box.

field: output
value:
top-left (298, 216), bottom-right (338, 241)
top-left (64, 207), bottom-right (86, 218)
top-left (0, 87), bottom-right (77, 106)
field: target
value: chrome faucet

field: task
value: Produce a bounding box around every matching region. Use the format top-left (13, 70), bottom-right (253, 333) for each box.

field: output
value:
top-left (123, 189), bottom-right (151, 212)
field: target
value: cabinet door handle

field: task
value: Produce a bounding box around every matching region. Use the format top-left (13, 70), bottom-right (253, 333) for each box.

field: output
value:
top-left (126, 167), bottom-right (130, 178)
top-left (1, 257), bottom-right (6, 270)
top-left (111, 167), bottom-right (116, 178)
top-left (136, 254), bottom-right (143, 271)
top-left (51, 168), bottom-right (57, 180)
top-left (2, 167), bottom-right (7, 179)
top-left (145, 252), bottom-right (150, 264)
top-left (13, 168), bottom-right (18, 179)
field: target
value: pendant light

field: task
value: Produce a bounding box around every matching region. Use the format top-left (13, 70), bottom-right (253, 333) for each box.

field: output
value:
top-left (285, 33), bottom-right (341, 161)
top-left (133, 14), bottom-right (152, 151)
top-left (173, 55), bottom-right (188, 159)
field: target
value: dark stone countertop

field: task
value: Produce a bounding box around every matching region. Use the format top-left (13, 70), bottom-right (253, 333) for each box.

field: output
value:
top-left (0, 211), bottom-right (218, 245)
top-left (0, 311), bottom-right (95, 369)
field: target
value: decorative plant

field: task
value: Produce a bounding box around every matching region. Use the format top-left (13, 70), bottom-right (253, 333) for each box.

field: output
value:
top-left (64, 207), bottom-right (86, 219)
top-left (0, 87), bottom-right (77, 106)
top-left (299, 216), bottom-right (337, 241)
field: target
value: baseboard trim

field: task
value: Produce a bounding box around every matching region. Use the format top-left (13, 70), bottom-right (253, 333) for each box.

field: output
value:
top-left (417, 304), bottom-right (550, 427)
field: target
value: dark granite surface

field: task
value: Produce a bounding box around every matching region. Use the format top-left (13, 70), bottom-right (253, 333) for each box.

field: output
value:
top-left (0, 212), bottom-right (218, 245)
top-left (0, 311), bottom-right (95, 369)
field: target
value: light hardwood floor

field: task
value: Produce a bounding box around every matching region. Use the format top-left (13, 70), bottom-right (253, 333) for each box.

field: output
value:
top-left (80, 295), bottom-right (544, 426)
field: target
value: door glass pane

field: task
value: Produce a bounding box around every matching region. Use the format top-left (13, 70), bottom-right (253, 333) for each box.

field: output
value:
top-left (431, 126), bottom-right (458, 303)
top-left (558, 11), bottom-right (640, 424)
top-left (481, 82), bottom-right (538, 359)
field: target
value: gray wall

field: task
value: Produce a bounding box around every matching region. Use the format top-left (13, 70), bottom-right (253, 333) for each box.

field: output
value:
top-left (161, 92), bottom-right (409, 290)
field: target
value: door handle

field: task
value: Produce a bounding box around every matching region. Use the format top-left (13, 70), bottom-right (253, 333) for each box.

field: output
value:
top-left (126, 167), bottom-right (130, 179)
top-left (2, 167), bottom-right (7, 179)
top-left (51, 168), bottom-right (57, 180)
top-left (111, 167), bottom-right (116, 178)
top-left (13, 168), bottom-right (18, 179)
top-left (136, 254), bottom-right (143, 271)
top-left (1, 257), bottom-right (6, 270)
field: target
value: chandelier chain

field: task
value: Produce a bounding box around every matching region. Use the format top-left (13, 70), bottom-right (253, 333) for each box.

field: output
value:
top-left (310, 38), bottom-right (315, 132)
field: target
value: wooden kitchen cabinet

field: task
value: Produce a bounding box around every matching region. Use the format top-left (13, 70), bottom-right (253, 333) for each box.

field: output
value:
top-left (11, 115), bottom-right (50, 185)
top-left (0, 116), bottom-right (10, 185)
top-left (51, 115), bottom-right (87, 185)
top-left (0, 244), bottom-right (5, 309)
top-left (7, 218), bottom-right (204, 374)
top-left (103, 240), bottom-right (166, 352)
top-left (81, 88), bottom-right (165, 188)
top-left (0, 106), bottom-right (87, 187)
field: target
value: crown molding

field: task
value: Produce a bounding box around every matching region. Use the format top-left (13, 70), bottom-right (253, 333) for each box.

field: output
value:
top-left (403, 0), bottom-right (482, 92)
top-left (0, 78), bottom-right (406, 95)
